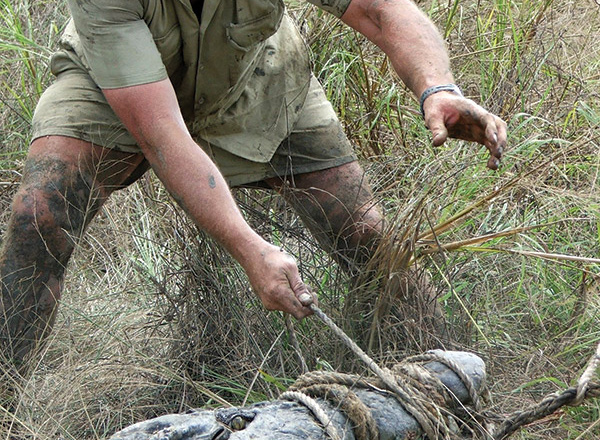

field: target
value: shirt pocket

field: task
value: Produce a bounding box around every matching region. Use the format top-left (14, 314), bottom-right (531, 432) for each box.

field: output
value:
top-left (226, 0), bottom-right (284, 51)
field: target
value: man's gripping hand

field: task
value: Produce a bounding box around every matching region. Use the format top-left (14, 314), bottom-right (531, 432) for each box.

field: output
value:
top-left (422, 92), bottom-right (507, 170)
top-left (245, 243), bottom-right (317, 319)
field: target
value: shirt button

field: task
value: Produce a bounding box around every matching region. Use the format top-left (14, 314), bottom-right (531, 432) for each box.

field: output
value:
top-left (198, 63), bottom-right (205, 70)
top-left (197, 96), bottom-right (205, 105)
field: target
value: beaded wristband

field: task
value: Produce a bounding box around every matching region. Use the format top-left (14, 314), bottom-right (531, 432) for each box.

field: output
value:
top-left (419, 84), bottom-right (463, 118)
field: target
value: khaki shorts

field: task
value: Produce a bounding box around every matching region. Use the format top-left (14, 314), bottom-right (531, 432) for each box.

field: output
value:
top-left (32, 65), bottom-right (357, 187)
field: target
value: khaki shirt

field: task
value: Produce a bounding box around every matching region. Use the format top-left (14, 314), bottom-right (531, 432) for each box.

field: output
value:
top-left (53, 0), bottom-right (351, 163)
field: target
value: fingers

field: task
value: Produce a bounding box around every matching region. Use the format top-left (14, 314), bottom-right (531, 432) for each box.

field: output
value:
top-left (482, 113), bottom-right (506, 170)
top-left (483, 118), bottom-right (501, 170)
top-left (249, 246), bottom-right (317, 320)
top-left (486, 155), bottom-right (500, 171)
top-left (423, 93), bottom-right (507, 170)
top-left (286, 254), bottom-right (316, 319)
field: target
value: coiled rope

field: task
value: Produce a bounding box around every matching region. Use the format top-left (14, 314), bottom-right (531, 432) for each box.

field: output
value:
top-left (281, 304), bottom-right (484, 440)
top-left (283, 305), bottom-right (600, 440)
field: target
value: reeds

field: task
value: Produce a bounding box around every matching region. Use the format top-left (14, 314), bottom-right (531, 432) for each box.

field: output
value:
top-left (1, 0), bottom-right (599, 438)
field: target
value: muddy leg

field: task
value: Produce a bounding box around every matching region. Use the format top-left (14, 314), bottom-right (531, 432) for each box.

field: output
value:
top-left (266, 162), bottom-right (383, 274)
top-left (266, 161), bottom-right (447, 354)
top-left (0, 136), bottom-right (145, 408)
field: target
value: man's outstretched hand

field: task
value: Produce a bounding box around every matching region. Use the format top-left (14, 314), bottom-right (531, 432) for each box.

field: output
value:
top-left (422, 91), bottom-right (507, 170)
top-left (244, 243), bottom-right (317, 320)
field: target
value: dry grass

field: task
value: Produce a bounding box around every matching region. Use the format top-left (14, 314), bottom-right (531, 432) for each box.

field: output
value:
top-left (1, 0), bottom-right (600, 439)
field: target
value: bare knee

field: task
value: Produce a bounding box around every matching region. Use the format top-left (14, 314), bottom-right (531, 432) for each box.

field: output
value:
top-left (344, 198), bottom-right (384, 245)
top-left (20, 155), bottom-right (103, 227)
top-left (0, 145), bottom-right (110, 370)
top-left (7, 186), bottom-right (74, 264)
top-left (2, 155), bottom-right (104, 275)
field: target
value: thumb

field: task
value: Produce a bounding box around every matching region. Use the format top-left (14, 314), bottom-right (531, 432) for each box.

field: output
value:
top-left (428, 117), bottom-right (449, 147)
top-left (284, 262), bottom-right (316, 306)
top-left (288, 274), bottom-right (317, 308)
top-left (298, 287), bottom-right (317, 307)
top-left (292, 280), bottom-right (316, 307)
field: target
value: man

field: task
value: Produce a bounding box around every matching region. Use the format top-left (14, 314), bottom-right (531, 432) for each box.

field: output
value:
top-left (0, 0), bottom-right (505, 385)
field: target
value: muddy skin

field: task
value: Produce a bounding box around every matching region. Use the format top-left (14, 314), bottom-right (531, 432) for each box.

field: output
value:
top-left (266, 161), bottom-right (447, 353)
top-left (0, 156), bottom-right (104, 381)
top-left (266, 162), bottom-right (383, 276)
top-left (0, 137), bottom-right (146, 380)
top-left (0, 136), bottom-right (145, 413)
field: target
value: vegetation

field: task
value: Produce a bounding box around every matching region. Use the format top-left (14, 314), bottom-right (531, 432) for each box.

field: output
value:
top-left (1, 0), bottom-right (599, 438)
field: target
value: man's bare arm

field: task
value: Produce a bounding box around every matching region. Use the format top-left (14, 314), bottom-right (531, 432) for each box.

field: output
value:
top-left (341, 0), bottom-right (506, 169)
top-left (102, 79), bottom-right (316, 318)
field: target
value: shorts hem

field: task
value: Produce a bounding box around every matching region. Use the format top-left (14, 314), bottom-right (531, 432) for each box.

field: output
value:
top-left (30, 129), bottom-right (140, 154)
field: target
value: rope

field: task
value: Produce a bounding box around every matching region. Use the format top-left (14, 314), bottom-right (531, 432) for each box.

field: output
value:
top-left (308, 304), bottom-right (449, 439)
top-left (575, 341), bottom-right (600, 405)
top-left (491, 341), bottom-right (600, 439)
top-left (284, 305), bottom-right (600, 440)
top-left (490, 384), bottom-right (600, 440)
top-left (280, 390), bottom-right (344, 440)
top-left (285, 371), bottom-right (383, 440)
top-left (299, 384), bottom-right (378, 440)
top-left (403, 353), bottom-right (487, 413)
top-left (286, 304), bottom-right (489, 440)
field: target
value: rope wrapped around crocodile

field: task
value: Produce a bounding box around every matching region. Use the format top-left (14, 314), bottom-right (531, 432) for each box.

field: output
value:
top-left (109, 349), bottom-right (488, 440)
top-left (108, 306), bottom-right (600, 440)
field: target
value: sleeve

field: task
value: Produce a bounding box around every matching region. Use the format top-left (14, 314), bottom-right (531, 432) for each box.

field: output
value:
top-left (304, 0), bottom-right (352, 18)
top-left (67, 0), bottom-right (168, 89)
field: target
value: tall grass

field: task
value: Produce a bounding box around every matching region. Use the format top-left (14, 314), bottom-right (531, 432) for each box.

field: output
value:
top-left (0, 0), bottom-right (65, 163)
top-left (1, 0), bottom-right (600, 439)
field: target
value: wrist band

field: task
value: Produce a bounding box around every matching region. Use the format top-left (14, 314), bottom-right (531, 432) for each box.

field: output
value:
top-left (419, 84), bottom-right (463, 118)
